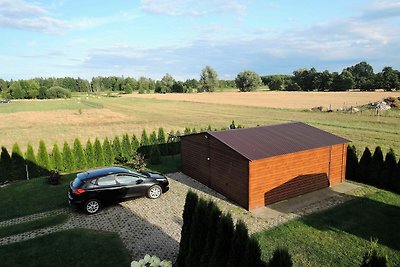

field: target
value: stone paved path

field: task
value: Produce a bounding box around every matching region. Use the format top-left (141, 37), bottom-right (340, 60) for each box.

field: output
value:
top-left (0, 173), bottom-right (366, 262)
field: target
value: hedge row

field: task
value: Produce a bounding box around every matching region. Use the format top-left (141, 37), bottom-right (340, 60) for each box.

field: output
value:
top-left (0, 127), bottom-right (182, 182)
top-left (177, 191), bottom-right (293, 267)
top-left (346, 145), bottom-right (400, 193)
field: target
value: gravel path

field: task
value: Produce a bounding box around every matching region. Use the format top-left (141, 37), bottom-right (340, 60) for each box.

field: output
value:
top-left (0, 172), bottom-right (365, 262)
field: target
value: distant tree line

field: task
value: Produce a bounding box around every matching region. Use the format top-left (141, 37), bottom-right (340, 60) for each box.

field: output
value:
top-left (346, 145), bottom-right (400, 193)
top-left (1, 61), bottom-right (399, 100)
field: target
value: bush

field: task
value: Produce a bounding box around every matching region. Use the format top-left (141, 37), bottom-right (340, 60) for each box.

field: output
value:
top-left (268, 247), bottom-right (293, 267)
top-left (47, 170), bottom-right (61, 185)
top-left (129, 153), bottom-right (146, 170)
top-left (346, 145), bottom-right (358, 181)
top-left (45, 86), bottom-right (71, 99)
top-left (360, 241), bottom-right (387, 267)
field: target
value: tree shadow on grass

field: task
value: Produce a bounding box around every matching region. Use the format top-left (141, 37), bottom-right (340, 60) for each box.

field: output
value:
top-left (300, 195), bottom-right (400, 251)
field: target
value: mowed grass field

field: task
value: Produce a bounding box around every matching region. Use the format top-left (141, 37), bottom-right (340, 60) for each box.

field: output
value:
top-left (0, 91), bottom-right (399, 155)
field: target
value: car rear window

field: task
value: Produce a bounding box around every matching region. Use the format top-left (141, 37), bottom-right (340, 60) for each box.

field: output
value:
top-left (71, 177), bottom-right (84, 189)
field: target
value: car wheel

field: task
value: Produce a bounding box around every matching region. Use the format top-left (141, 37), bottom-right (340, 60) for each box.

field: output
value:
top-left (84, 199), bottom-right (101, 214)
top-left (147, 185), bottom-right (162, 199)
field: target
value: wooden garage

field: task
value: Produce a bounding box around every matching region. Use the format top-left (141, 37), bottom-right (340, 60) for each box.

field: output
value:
top-left (180, 122), bottom-right (349, 210)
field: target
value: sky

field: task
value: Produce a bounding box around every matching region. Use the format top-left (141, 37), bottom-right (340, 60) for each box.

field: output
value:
top-left (1, 0), bottom-right (400, 81)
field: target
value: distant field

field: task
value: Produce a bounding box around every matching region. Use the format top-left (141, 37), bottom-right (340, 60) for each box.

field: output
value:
top-left (0, 92), bottom-right (399, 156)
top-left (130, 91), bottom-right (400, 109)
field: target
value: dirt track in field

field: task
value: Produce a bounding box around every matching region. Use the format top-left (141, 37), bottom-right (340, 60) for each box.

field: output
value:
top-left (129, 91), bottom-right (400, 109)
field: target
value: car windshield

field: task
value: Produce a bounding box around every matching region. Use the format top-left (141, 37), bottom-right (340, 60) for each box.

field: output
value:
top-left (71, 177), bottom-right (84, 189)
top-left (128, 169), bottom-right (147, 177)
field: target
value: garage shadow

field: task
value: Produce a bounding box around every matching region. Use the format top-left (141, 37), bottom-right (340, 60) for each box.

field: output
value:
top-left (299, 195), bottom-right (400, 251)
top-left (264, 173), bottom-right (329, 206)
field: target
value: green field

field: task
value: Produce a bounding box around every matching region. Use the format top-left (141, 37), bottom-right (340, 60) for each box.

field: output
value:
top-left (0, 94), bottom-right (399, 155)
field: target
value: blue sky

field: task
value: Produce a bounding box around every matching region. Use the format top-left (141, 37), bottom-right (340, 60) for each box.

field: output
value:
top-left (1, 0), bottom-right (400, 80)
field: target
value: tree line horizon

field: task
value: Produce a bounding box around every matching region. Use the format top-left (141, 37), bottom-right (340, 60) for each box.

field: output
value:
top-left (1, 61), bottom-right (399, 100)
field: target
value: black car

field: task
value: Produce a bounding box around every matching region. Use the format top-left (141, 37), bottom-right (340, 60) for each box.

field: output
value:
top-left (68, 167), bottom-right (169, 214)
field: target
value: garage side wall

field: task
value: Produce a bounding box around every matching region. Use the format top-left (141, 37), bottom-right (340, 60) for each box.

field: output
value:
top-left (329, 144), bottom-right (347, 186)
top-left (248, 146), bottom-right (332, 210)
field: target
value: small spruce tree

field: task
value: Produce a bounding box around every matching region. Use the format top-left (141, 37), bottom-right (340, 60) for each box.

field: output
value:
top-left (51, 144), bottom-right (63, 172)
top-left (346, 145), bottom-right (358, 181)
top-left (93, 138), bottom-right (104, 167)
top-left (73, 138), bottom-right (87, 170)
top-left (85, 139), bottom-right (95, 168)
top-left (200, 201), bottom-right (222, 267)
top-left (246, 237), bottom-right (265, 267)
top-left (121, 133), bottom-right (132, 159)
top-left (158, 127), bottom-right (168, 156)
top-left (0, 147), bottom-right (12, 181)
top-left (62, 141), bottom-right (75, 173)
top-left (149, 130), bottom-right (158, 145)
top-left (131, 134), bottom-right (140, 154)
top-left (177, 191), bottom-right (199, 267)
top-left (209, 213), bottom-right (235, 267)
top-left (356, 147), bottom-right (372, 183)
top-left (112, 136), bottom-right (123, 160)
top-left (25, 143), bottom-right (39, 178)
top-left (381, 149), bottom-right (397, 190)
top-left (11, 143), bottom-right (25, 180)
top-left (268, 247), bottom-right (293, 267)
top-left (102, 137), bottom-right (114, 165)
top-left (227, 220), bottom-right (250, 267)
top-left (139, 129), bottom-right (150, 157)
top-left (368, 146), bottom-right (384, 186)
top-left (37, 140), bottom-right (50, 175)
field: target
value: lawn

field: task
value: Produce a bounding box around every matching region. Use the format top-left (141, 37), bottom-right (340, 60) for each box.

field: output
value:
top-left (0, 229), bottom-right (131, 267)
top-left (255, 189), bottom-right (400, 266)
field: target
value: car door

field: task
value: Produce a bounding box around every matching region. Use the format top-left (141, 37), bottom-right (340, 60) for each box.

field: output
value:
top-left (96, 175), bottom-right (125, 201)
top-left (115, 174), bottom-right (148, 198)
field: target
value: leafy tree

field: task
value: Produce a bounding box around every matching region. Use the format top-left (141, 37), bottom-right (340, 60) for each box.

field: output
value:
top-left (235, 70), bottom-right (262, 92)
top-left (93, 138), bottom-right (105, 167)
top-left (199, 66), bottom-right (218, 92)
top-left (131, 134), bottom-right (140, 154)
top-left (73, 138), bottom-right (87, 170)
top-left (381, 149), bottom-right (397, 190)
top-left (177, 191), bottom-right (199, 267)
top-left (332, 70), bottom-right (354, 91)
top-left (85, 139), bottom-right (95, 168)
top-left (210, 213), bottom-right (234, 267)
top-left (46, 86), bottom-right (71, 98)
top-left (51, 144), bottom-right (63, 172)
top-left (62, 141), bottom-right (75, 173)
top-left (345, 61), bottom-right (375, 90)
top-left (9, 81), bottom-right (25, 99)
top-left (346, 145), bottom-right (358, 181)
top-left (356, 147), bottom-right (372, 183)
top-left (25, 143), bottom-right (39, 178)
top-left (268, 247), bottom-right (293, 267)
top-left (37, 140), bottom-right (50, 175)
top-left (268, 76), bottom-right (283, 90)
top-left (0, 147), bottom-right (12, 181)
top-left (285, 80), bottom-right (301, 91)
top-left (172, 81), bottom-right (185, 93)
top-left (11, 143), bottom-right (25, 180)
top-left (292, 68), bottom-right (318, 91)
top-left (227, 220), bottom-right (250, 267)
top-left (155, 73), bottom-right (175, 93)
top-left (102, 137), bottom-right (114, 165)
top-left (124, 83), bottom-right (133, 94)
top-left (121, 133), bottom-right (132, 159)
top-left (149, 144), bottom-right (162, 165)
top-left (368, 146), bottom-right (384, 186)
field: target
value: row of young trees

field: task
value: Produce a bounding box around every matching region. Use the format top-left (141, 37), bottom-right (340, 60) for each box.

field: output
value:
top-left (346, 146), bottom-right (400, 193)
top-left (177, 191), bottom-right (293, 267)
top-left (0, 128), bottom-right (181, 182)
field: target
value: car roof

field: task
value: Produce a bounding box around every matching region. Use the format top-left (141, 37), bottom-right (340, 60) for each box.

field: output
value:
top-left (77, 167), bottom-right (132, 180)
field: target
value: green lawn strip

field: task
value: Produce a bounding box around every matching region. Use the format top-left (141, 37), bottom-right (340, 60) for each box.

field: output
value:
top-left (0, 213), bottom-right (68, 238)
top-left (145, 154), bottom-right (181, 174)
top-left (0, 229), bottom-right (131, 267)
top-left (0, 173), bottom-right (76, 221)
top-left (255, 189), bottom-right (400, 267)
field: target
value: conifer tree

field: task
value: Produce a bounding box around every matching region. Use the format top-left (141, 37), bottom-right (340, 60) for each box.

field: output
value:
top-left (207, 124), bottom-right (212, 131)
top-left (227, 220), bottom-right (250, 267)
top-left (246, 237), bottom-right (265, 267)
top-left (131, 134), bottom-right (139, 154)
top-left (140, 129), bottom-right (150, 157)
top-left (25, 143), bottom-right (39, 178)
top-left (149, 144), bottom-right (162, 165)
top-left (356, 147), bottom-right (372, 183)
top-left (158, 127), bottom-right (168, 156)
top-left (51, 144), bottom-right (63, 172)
top-left (73, 138), bottom-right (87, 170)
top-left (121, 133), bottom-right (132, 159)
top-left (149, 130), bottom-right (158, 145)
top-left (381, 149), bottom-right (397, 190)
top-left (177, 191), bottom-right (199, 267)
top-left (368, 146), bottom-right (384, 186)
top-left (184, 127), bottom-right (191, 135)
top-left (346, 145), bottom-right (358, 181)
top-left (62, 141), bottom-right (75, 173)
top-left (112, 136), bottom-right (123, 159)
top-left (11, 143), bottom-right (25, 180)
top-left (85, 139), bottom-right (95, 168)
top-left (102, 137), bottom-right (114, 165)
top-left (210, 213), bottom-right (234, 267)
top-left (192, 127), bottom-right (197, 133)
top-left (0, 147), bottom-right (12, 181)
top-left (93, 138), bottom-right (104, 167)
top-left (37, 140), bottom-right (50, 175)
top-left (200, 201), bottom-right (222, 267)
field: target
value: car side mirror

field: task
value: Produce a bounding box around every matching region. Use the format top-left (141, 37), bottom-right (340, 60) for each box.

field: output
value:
top-left (136, 179), bottom-right (143, 184)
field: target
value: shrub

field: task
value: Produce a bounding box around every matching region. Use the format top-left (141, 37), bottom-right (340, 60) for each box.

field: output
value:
top-left (102, 137), bottom-right (114, 166)
top-left (149, 144), bottom-right (162, 165)
top-left (45, 86), bottom-right (71, 99)
top-left (346, 145), bottom-right (358, 181)
top-left (130, 255), bottom-right (172, 267)
top-left (360, 241), bottom-right (387, 267)
top-left (51, 144), bottom-right (63, 172)
top-left (268, 247), bottom-right (293, 267)
top-left (11, 143), bottom-right (25, 180)
top-left (73, 138), bottom-right (87, 170)
top-left (37, 140), bottom-right (50, 175)
top-left (93, 138), bottom-right (104, 167)
top-left (85, 139), bottom-right (95, 168)
top-left (121, 133), bottom-right (132, 159)
top-left (209, 213), bottom-right (234, 267)
top-left (25, 143), bottom-right (39, 178)
top-left (130, 153), bottom-right (146, 170)
top-left (0, 146), bottom-right (12, 182)
top-left (356, 147), bottom-right (372, 183)
top-left (177, 191), bottom-right (199, 267)
top-left (62, 141), bottom-right (75, 173)
top-left (47, 170), bottom-right (61, 185)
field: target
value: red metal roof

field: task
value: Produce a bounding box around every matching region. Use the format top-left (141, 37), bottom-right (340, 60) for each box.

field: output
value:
top-left (206, 122), bottom-right (350, 161)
